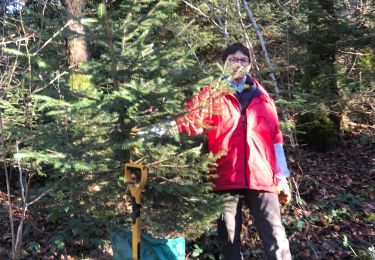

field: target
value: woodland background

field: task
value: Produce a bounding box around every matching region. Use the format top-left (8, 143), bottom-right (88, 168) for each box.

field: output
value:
top-left (0, 0), bottom-right (374, 259)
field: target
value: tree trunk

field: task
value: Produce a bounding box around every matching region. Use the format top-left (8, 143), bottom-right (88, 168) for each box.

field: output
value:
top-left (63, 0), bottom-right (94, 94)
top-left (63, 0), bottom-right (87, 67)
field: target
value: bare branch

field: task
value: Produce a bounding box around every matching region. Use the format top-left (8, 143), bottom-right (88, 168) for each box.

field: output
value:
top-left (235, 0), bottom-right (259, 71)
top-left (36, 0), bottom-right (49, 50)
top-left (15, 141), bottom-right (26, 260)
top-left (33, 70), bottom-right (69, 94)
top-left (6, 43), bottom-right (21, 88)
top-left (0, 109), bottom-right (16, 255)
top-left (243, 0), bottom-right (289, 122)
top-left (181, 0), bottom-right (222, 31)
top-left (32, 20), bottom-right (73, 57)
top-left (181, 0), bottom-right (209, 19)
top-left (204, 0), bottom-right (231, 44)
top-left (242, 1), bottom-right (279, 94)
top-left (338, 50), bottom-right (371, 56)
top-left (0, 34), bottom-right (36, 46)
top-left (27, 176), bottom-right (67, 207)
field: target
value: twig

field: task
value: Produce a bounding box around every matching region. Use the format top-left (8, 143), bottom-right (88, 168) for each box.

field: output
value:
top-left (19, 11), bottom-right (33, 128)
top-left (242, 0), bottom-right (290, 123)
top-left (15, 141), bottom-right (26, 260)
top-left (291, 176), bottom-right (303, 208)
top-left (0, 34), bottom-right (36, 46)
top-left (204, 0), bottom-right (231, 44)
top-left (235, 0), bottom-right (259, 71)
top-left (36, 0), bottom-right (49, 50)
top-left (6, 43), bottom-right (20, 88)
top-left (181, 0), bottom-right (223, 31)
top-left (338, 50), bottom-right (371, 56)
top-left (181, 0), bottom-right (210, 19)
top-left (133, 157), bottom-right (146, 164)
top-left (158, 164), bottom-right (190, 168)
top-left (27, 176), bottom-right (67, 207)
top-left (242, 0), bottom-right (280, 97)
top-left (145, 145), bottom-right (203, 167)
top-left (33, 71), bottom-right (69, 94)
top-left (0, 108), bottom-right (16, 255)
top-left (31, 20), bottom-right (73, 57)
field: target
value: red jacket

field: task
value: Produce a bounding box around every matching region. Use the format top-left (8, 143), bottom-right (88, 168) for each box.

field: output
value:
top-left (177, 80), bottom-right (283, 193)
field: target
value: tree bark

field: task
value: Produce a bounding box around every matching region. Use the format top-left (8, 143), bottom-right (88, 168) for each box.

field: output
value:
top-left (63, 0), bottom-right (94, 94)
top-left (63, 0), bottom-right (88, 67)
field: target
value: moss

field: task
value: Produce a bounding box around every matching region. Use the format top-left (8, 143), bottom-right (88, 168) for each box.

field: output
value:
top-left (296, 112), bottom-right (339, 152)
top-left (69, 73), bottom-right (97, 97)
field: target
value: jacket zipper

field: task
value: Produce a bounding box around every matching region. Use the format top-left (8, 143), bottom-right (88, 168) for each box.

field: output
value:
top-left (241, 108), bottom-right (249, 188)
top-left (231, 93), bottom-right (253, 188)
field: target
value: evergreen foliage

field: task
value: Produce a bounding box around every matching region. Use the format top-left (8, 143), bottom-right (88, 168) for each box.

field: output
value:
top-left (1, 0), bottom-right (374, 258)
top-left (8, 0), bottom-right (228, 249)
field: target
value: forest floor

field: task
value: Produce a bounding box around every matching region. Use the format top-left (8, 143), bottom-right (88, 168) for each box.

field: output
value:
top-left (277, 124), bottom-right (374, 259)
top-left (188, 123), bottom-right (375, 260)
top-left (0, 123), bottom-right (374, 259)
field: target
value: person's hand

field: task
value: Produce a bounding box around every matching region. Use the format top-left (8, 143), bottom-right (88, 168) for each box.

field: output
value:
top-left (277, 178), bottom-right (291, 205)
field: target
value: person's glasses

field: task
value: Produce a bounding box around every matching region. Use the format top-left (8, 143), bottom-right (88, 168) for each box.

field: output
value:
top-left (228, 57), bottom-right (250, 66)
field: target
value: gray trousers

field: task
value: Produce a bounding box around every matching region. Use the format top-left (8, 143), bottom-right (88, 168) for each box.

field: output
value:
top-left (217, 190), bottom-right (291, 260)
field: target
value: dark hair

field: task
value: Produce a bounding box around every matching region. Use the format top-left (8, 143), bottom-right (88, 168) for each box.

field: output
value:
top-left (221, 42), bottom-right (250, 63)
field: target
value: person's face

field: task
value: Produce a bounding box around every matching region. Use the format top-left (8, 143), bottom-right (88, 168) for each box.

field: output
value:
top-left (225, 51), bottom-right (251, 80)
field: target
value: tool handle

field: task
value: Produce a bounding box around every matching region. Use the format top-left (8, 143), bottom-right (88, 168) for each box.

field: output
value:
top-left (125, 163), bottom-right (147, 260)
top-left (125, 163), bottom-right (148, 202)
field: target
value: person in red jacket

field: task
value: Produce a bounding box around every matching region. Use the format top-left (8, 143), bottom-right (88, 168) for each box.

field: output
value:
top-left (177, 42), bottom-right (292, 259)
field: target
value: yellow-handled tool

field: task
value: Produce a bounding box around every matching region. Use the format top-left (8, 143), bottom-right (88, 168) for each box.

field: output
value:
top-left (125, 163), bottom-right (148, 260)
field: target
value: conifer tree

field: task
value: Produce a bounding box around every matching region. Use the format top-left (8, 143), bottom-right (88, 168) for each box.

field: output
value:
top-left (32, 0), bottom-right (225, 244)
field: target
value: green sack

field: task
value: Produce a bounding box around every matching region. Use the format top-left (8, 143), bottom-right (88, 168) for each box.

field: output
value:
top-left (110, 227), bottom-right (185, 260)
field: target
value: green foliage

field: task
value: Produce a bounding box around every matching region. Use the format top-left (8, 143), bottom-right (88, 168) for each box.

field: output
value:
top-left (97, 3), bottom-right (106, 18)
top-left (2, 0), bottom-right (375, 258)
top-left (296, 112), bottom-right (339, 152)
top-left (187, 229), bottom-right (221, 260)
top-left (28, 241), bottom-right (41, 254)
top-left (69, 73), bottom-right (96, 96)
top-left (191, 244), bottom-right (203, 257)
top-left (25, 0), bottom-right (224, 244)
top-left (0, 1), bottom-right (227, 257)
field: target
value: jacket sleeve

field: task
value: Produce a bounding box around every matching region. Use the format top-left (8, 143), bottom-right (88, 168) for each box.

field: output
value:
top-left (266, 99), bottom-right (290, 179)
top-left (274, 143), bottom-right (290, 179)
top-left (176, 87), bottom-right (214, 136)
top-left (267, 99), bottom-right (284, 144)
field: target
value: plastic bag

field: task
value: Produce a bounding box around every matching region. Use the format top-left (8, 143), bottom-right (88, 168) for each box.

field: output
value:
top-left (110, 227), bottom-right (185, 260)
